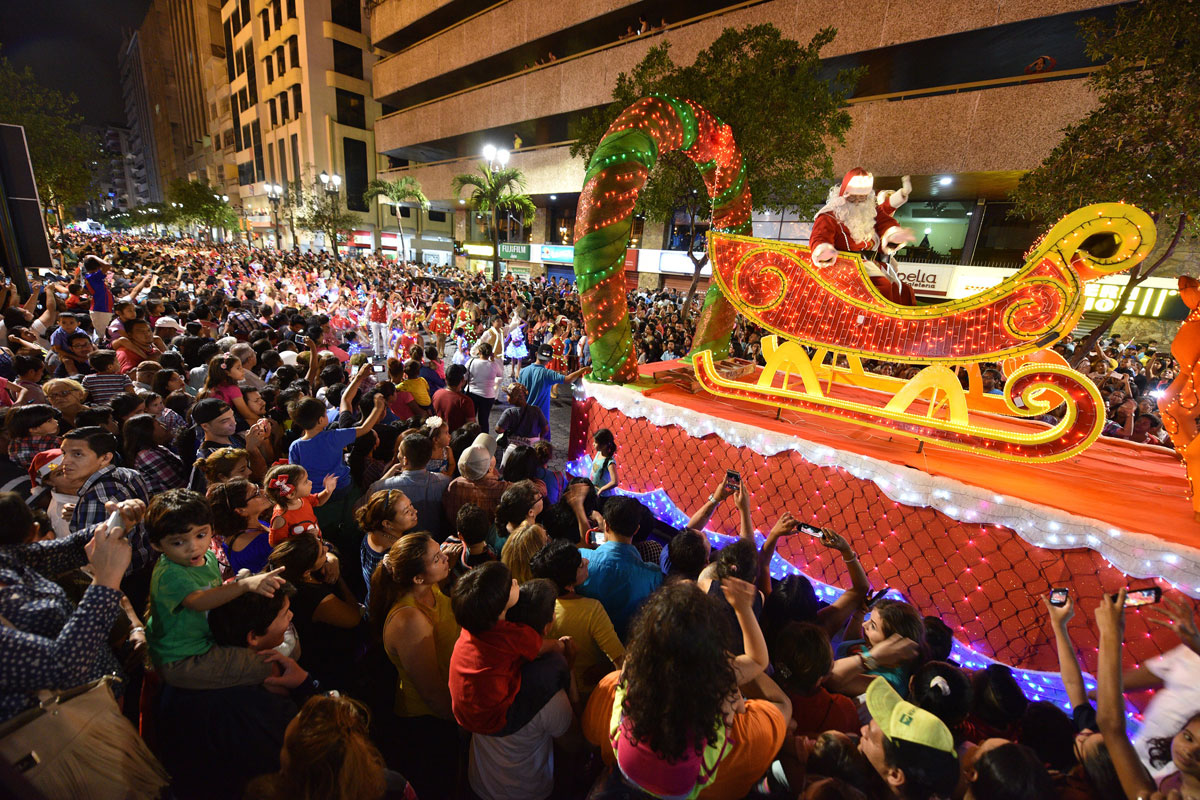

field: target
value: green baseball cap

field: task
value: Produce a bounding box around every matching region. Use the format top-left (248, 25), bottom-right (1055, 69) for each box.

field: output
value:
top-left (865, 677), bottom-right (955, 755)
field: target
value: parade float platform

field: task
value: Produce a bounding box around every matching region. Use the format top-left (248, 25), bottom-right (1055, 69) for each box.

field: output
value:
top-left (568, 360), bottom-right (1200, 691)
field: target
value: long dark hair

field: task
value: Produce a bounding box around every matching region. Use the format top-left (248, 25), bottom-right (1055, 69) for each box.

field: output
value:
top-left (621, 581), bottom-right (736, 762)
top-left (122, 413), bottom-right (160, 465)
top-left (207, 478), bottom-right (258, 547)
top-left (368, 533), bottom-right (435, 636)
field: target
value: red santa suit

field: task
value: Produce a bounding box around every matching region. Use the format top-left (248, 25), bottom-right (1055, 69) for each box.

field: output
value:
top-left (809, 168), bottom-right (916, 306)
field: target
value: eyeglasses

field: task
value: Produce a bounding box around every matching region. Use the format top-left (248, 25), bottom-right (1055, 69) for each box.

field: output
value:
top-left (47, 390), bottom-right (78, 400)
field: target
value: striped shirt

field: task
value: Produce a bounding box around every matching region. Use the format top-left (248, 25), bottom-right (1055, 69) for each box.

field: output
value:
top-left (81, 372), bottom-right (132, 404)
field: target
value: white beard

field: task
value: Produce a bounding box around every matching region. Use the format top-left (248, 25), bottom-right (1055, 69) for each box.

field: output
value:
top-left (821, 190), bottom-right (879, 247)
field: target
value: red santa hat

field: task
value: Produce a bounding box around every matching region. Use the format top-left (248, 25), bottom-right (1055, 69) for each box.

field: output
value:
top-left (839, 168), bottom-right (874, 198)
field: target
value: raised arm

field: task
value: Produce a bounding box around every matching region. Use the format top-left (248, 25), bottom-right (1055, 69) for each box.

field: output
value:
top-left (1094, 590), bottom-right (1156, 800)
top-left (1044, 592), bottom-right (1088, 709)
top-left (723, 577), bottom-right (769, 685)
top-left (814, 530), bottom-right (870, 636)
top-left (685, 478), bottom-right (731, 532)
top-left (757, 512), bottom-right (797, 596)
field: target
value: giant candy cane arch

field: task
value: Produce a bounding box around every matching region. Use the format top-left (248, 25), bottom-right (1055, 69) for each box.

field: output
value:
top-left (572, 95), bottom-right (751, 383)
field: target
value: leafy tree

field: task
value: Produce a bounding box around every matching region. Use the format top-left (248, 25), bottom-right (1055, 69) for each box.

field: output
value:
top-left (450, 164), bottom-right (536, 281)
top-left (1011, 0), bottom-right (1199, 364)
top-left (296, 183), bottom-right (359, 260)
top-left (571, 24), bottom-right (862, 310)
top-left (363, 175), bottom-right (430, 261)
top-left (169, 179), bottom-right (238, 241)
top-left (0, 54), bottom-right (96, 233)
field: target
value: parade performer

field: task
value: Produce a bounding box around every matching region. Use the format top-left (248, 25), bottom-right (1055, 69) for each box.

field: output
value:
top-left (427, 293), bottom-right (453, 352)
top-left (504, 313), bottom-right (529, 378)
top-left (809, 168), bottom-right (918, 305)
top-left (547, 317), bottom-right (569, 372)
top-left (366, 291), bottom-right (389, 358)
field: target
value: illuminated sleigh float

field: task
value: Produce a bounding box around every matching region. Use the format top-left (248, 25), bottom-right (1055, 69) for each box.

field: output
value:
top-left (573, 96), bottom-right (1156, 463)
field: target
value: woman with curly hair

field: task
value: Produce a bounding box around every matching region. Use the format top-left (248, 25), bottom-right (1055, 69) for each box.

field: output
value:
top-left (244, 694), bottom-right (416, 800)
top-left (581, 578), bottom-right (788, 800)
top-left (492, 480), bottom-right (543, 555)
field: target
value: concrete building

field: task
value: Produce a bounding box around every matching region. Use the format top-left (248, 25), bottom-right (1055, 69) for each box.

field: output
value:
top-left (218, 0), bottom-right (385, 252)
top-left (119, 31), bottom-right (160, 204)
top-left (368, 0), bottom-right (1127, 284)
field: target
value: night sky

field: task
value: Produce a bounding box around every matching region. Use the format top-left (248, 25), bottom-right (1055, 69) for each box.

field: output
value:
top-left (0, 0), bottom-right (153, 127)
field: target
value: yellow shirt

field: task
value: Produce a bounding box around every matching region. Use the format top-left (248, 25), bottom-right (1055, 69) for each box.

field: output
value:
top-left (385, 586), bottom-right (460, 717)
top-left (398, 377), bottom-right (432, 406)
top-left (551, 595), bottom-right (625, 694)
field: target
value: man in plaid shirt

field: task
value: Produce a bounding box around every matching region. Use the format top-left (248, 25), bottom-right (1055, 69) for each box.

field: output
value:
top-left (62, 427), bottom-right (153, 576)
top-left (222, 299), bottom-right (261, 341)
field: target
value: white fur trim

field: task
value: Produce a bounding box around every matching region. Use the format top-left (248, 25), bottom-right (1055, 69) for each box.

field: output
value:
top-left (580, 379), bottom-right (1200, 597)
top-left (811, 242), bottom-right (837, 265)
top-left (845, 174), bottom-right (874, 195)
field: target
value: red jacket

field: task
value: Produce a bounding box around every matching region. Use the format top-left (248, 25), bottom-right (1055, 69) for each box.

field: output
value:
top-left (449, 620), bottom-right (542, 734)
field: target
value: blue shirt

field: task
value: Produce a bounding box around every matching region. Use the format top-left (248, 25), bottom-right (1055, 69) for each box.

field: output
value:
top-left (288, 427), bottom-right (357, 490)
top-left (518, 363), bottom-right (566, 423)
top-left (577, 540), bottom-right (663, 641)
top-left (373, 470), bottom-right (451, 541)
top-left (420, 365), bottom-right (446, 394)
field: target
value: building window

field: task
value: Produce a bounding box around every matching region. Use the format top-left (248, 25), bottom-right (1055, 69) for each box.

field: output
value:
top-left (291, 134), bottom-right (300, 183)
top-left (287, 36), bottom-right (299, 69)
top-left (252, 122), bottom-right (265, 182)
top-left (275, 47), bottom-right (284, 76)
top-left (238, 161), bottom-right (254, 185)
top-left (279, 91), bottom-right (289, 120)
top-left (240, 0), bottom-right (250, 28)
top-left (278, 138), bottom-right (288, 183)
top-left (335, 89), bottom-right (365, 129)
top-left (260, 10), bottom-right (270, 39)
top-left (265, 57), bottom-right (274, 83)
top-left (286, 0), bottom-right (296, 19)
top-left (332, 40), bottom-right (363, 79)
top-left (272, 0), bottom-right (282, 29)
top-left (330, 0), bottom-right (361, 32)
top-left (242, 124), bottom-right (251, 149)
top-left (428, 210), bottom-right (447, 223)
top-left (291, 84), bottom-right (302, 116)
top-left (268, 98), bottom-right (277, 127)
top-left (235, 48), bottom-right (245, 75)
top-left (343, 137), bottom-right (368, 211)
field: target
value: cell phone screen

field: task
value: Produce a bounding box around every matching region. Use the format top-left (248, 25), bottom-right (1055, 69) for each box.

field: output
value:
top-left (796, 522), bottom-right (824, 538)
top-left (1049, 588), bottom-right (1069, 607)
top-left (724, 469), bottom-right (741, 491)
top-left (1124, 587), bottom-right (1162, 607)
top-left (372, 363), bottom-right (385, 374)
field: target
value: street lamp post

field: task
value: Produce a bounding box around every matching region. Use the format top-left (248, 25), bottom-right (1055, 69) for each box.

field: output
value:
top-left (482, 145), bottom-right (509, 282)
top-left (318, 171), bottom-right (343, 260)
top-left (266, 183), bottom-right (283, 249)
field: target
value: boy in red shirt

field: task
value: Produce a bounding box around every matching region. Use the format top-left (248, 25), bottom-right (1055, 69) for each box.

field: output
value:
top-left (772, 621), bottom-right (859, 738)
top-left (448, 561), bottom-right (571, 735)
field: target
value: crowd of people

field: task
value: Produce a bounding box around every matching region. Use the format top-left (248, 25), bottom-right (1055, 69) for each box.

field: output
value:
top-left (0, 230), bottom-right (1190, 800)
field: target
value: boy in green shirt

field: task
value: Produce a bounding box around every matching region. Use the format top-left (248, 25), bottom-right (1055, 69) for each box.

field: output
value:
top-left (146, 489), bottom-right (285, 688)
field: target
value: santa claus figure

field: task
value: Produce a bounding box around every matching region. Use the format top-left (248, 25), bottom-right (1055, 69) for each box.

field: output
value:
top-left (809, 168), bottom-right (918, 305)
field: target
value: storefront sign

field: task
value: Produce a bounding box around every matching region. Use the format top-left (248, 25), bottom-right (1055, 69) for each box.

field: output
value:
top-left (893, 262), bottom-right (955, 297)
top-left (499, 243), bottom-right (531, 261)
top-left (538, 244), bottom-right (575, 263)
top-left (464, 243), bottom-right (494, 257)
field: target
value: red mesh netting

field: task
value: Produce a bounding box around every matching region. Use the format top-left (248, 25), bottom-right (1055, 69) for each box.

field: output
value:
top-left (571, 397), bottom-right (1182, 675)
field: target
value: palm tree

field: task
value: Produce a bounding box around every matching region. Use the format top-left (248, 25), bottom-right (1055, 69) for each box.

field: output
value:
top-left (450, 164), bottom-right (536, 281)
top-left (363, 175), bottom-right (430, 262)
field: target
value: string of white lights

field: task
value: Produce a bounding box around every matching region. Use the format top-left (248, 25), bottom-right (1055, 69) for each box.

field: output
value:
top-left (582, 379), bottom-right (1200, 597)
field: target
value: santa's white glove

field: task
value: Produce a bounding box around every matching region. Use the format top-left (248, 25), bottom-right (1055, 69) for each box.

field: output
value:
top-left (810, 242), bottom-right (837, 267)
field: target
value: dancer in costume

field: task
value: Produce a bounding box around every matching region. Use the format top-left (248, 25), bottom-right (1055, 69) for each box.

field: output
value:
top-left (809, 168), bottom-right (917, 306)
top-left (504, 317), bottom-right (529, 380)
top-left (546, 317), bottom-right (568, 372)
top-left (427, 293), bottom-right (453, 353)
top-left (365, 291), bottom-right (389, 358)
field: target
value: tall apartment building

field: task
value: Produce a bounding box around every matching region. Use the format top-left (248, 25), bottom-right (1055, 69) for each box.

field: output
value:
top-left (218, 0), bottom-right (384, 250)
top-left (119, 31), bottom-right (160, 205)
top-left (369, 0), bottom-right (1120, 282)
